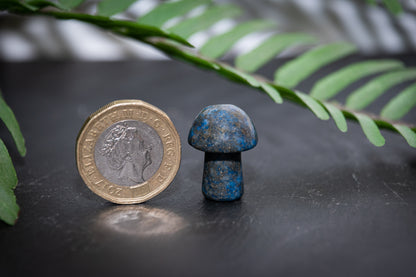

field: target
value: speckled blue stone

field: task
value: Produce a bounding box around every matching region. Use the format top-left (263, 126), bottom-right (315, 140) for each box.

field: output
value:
top-left (203, 153), bottom-right (243, 201)
top-left (188, 104), bottom-right (257, 201)
top-left (188, 104), bottom-right (257, 153)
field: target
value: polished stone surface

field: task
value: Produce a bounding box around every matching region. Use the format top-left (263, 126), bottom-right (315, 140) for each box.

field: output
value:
top-left (202, 152), bottom-right (244, 201)
top-left (188, 104), bottom-right (257, 153)
top-left (0, 56), bottom-right (416, 277)
top-left (189, 104), bottom-right (257, 201)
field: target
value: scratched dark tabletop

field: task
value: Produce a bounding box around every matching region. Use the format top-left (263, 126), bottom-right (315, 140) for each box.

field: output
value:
top-left (0, 56), bottom-right (416, 277)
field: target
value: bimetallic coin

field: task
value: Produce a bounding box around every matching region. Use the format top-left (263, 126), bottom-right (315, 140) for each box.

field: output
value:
top-left (76, 100), bottom-right (181, 204)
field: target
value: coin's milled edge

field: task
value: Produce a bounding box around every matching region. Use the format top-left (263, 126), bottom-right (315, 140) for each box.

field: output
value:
top-left (76, 100), bottom-right (181, 204)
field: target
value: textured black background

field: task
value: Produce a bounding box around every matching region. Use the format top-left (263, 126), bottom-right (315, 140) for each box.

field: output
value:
top-left (0, 56), bottom-right (416, 277)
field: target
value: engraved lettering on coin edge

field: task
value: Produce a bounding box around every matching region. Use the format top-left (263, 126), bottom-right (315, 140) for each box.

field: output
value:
top-left (77, 101), bottom-right (181, 204)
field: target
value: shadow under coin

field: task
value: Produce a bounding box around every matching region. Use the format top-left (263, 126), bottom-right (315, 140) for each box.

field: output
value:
top-left (97, 205), bottom-right (187, 237)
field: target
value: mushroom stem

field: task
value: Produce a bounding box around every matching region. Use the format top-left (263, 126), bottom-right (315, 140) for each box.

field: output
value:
top-left (202, 152), bottom-right (243, 201)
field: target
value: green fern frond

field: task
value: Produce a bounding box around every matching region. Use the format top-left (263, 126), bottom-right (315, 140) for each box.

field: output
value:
top-left (275, 43), bottom-right (358, 88)
top-left (235, 33), bottom-right (317, 73)
top-left (365, 0), bottom-right (403, 14)
top-left (0, 90), bottom-right (25, 225)
top-left (58, 0), bottom-right (83, 10)
top-left (168, 4), bottom-right (242, 39)
top-left (321, 103), bottom-right (348, 133)
top-left (310, 60), bottom-right (404, 101)
top-left (200, 20), bottom-right (276, 59)
top-left (382, 0), bottom-right (403, 14)
top-left (138, 0), bottom-right (210, 27)
top-left (394, 124), bottom-right (416, 147)
top-left (381, 83), bottom-right (416, 120)
top-left (97, 0), bottom-right (137, 17)
top-left (0, 96), bottom-right (26, 157)
top-left (346, 69), bottom-right (416, 110)
top-left (0, 138), bottom-right (19, 225)
top-left (1, 0), bottom-right (415, 152)
top-left (355, 113), bottom-right (386, 147)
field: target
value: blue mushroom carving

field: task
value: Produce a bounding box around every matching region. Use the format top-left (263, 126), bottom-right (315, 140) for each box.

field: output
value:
top-left (188, 104), bottom-right (258, 201)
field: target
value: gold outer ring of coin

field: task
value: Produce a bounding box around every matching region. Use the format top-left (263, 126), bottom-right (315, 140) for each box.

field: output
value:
top-left (76, 99), bottom-right (181, 204)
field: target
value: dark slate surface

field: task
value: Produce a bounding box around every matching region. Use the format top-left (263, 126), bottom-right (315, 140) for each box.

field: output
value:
top-left (0, 57), bottom-right (416, 277)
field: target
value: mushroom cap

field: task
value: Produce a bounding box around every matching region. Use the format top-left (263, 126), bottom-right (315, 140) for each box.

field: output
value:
top-left (188, 104), bottom-right (258, 153)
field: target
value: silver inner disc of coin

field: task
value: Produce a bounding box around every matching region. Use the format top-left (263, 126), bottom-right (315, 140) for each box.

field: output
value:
top-left (95, 120), bottom-right (163, 187)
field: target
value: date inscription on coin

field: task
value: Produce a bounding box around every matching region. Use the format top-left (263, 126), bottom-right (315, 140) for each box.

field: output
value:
top-left (76, 100), bottom-right (181, 204)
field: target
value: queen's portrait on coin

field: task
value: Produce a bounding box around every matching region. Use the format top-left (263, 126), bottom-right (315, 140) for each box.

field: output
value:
top-left (100, 124), bottom-right (152, 185)
top-left (94, 120), bottom-right (164, 187)
top-left (77, 100), bottom-right (180, 203)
